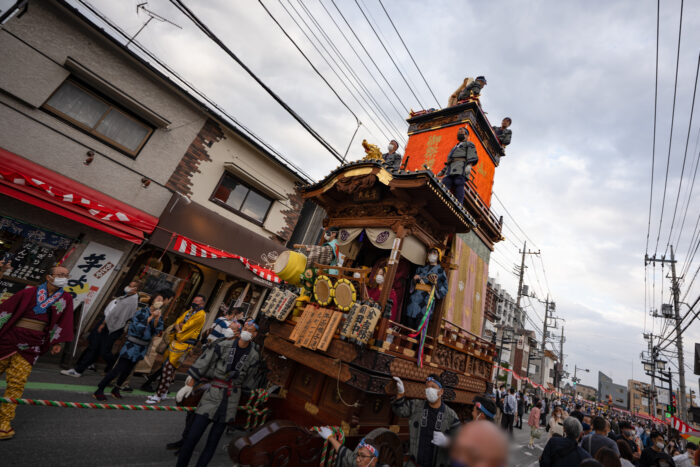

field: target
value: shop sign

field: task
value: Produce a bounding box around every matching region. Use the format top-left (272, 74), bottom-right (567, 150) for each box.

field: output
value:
top-left (65, 241), bottom-right (124, 314)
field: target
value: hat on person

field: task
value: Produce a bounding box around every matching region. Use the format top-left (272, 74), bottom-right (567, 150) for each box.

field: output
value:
top-left (476, 75), bottom-right (487, 83)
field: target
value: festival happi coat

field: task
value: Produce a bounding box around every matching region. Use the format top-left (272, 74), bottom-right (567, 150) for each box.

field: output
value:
top-left (0, 284), bottom-right (74, 364)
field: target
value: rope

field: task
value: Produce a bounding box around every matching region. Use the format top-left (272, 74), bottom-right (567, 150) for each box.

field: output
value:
top-left (333, 359), bottom-right (360, 408)
top-left (241, 388), bottom-right (270, 430)
top-left (0, 397), bottom-right (195, 411)
top-left (310, 426), bottom-right (345, 467)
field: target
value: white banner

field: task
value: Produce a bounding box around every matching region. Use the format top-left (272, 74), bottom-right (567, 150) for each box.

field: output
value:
top-left (65, 241), bottom-right (124, 315)
top-left (657, 388), bottom-right (670, 405)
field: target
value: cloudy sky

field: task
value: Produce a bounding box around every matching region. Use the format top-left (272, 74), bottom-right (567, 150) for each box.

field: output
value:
top-left (53, 0), bottom-right (700, 393)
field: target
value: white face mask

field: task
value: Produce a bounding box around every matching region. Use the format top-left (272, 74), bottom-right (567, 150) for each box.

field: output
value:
top-left (375, 274), bottom-right (384, 285)
top-left (425, 387), bottom-right (439, 403)
top-left (124, 286), bottom-right (133, 294)
top-left (52, 277), bottom-right (68, 288)
top-left (152, 301), bottom-right (163, 309)
top-left (387, 145), bottom-right (396, 153)
top-left (240, 330), bottom-right (252, 342)
top-left (656, 442), bottom-right (665, 450)
top-left (428, 254), bottom-right (438, 264)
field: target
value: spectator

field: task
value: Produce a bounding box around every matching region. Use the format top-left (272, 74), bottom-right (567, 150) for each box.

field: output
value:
top-left (672, 441), bottom-right (696, 467)
top-left (471, 395), bottom-right (497, 422)
top-left (570, 404), bottom-right (585, 423)
top-left (617, 439), bottom-right (636, 467)
top-left (618, 421), bottom-right (642, 462)
top-left (501, 387), bottom-right (517, 437)
top-left (528, 400), bottom-right (542, 448)
top-left (539, 417), bottom-right (591, 466)
top-left (450, 420), bottom-right (507, 467)
top-left (516, 391), bottom-right (525, 429)
top-left (595, 447), bottom-right (622, 467)
top-left (582, 416), bottom-right (620, 457)
top-left (541, 397), bottom-right (550, 427)
top-left (549, 406), bottom-right (565, 438)
top-left (62, 279), bottom-right (143, 377)
top-left (639, 431), bottom-right (676, 467)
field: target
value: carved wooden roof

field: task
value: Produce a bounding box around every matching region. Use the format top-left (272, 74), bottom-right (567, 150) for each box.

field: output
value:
top-left (300, 161), bottom-right (476, 235)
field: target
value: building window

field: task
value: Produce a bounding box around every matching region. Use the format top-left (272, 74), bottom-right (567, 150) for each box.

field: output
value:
top-left (211, 173), bottom-right (273, 224)
top-left (43, 80), bottom-right (153, 156)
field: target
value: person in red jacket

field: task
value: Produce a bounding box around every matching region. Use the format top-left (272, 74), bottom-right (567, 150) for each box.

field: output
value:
top-left (0, 265), bottom-right (74, 440)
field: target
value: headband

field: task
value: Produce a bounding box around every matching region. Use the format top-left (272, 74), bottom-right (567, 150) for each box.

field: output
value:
top-left (246, 320), bottom-right (259, 331)
top-left (426, 376), bottom-right (442, 389)
top-left (475, 402), bottom-right (495, 419)
top-left (358, 439), bottom-right (379, 458)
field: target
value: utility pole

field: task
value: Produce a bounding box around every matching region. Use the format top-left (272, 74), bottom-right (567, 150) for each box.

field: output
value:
top-left (645, 247), bottom-right (687, 418)
top-left (558, 326), bottom-right (565, 392)
top-left (541, 295), bottom-right (549, 389)
top-left (669, 246), bottom-right (687, 419)
top-left (515, 242), bottom-right (540, 329)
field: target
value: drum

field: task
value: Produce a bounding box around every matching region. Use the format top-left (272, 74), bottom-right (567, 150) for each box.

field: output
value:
top-left (333, 278), bottom-right (357, 311)
top-left (273, 251), bottom-right (307, 285)
top-left (313, 275), bottom-right (334, 306)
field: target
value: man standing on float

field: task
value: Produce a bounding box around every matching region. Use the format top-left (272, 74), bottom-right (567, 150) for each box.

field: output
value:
top-left (438, 126), bottom-right (478, 204)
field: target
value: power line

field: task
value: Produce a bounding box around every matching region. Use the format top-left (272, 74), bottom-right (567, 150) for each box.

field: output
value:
top-left (169, 0), bottom-right (344, 162)
top-left (376, 0), bottom-right (441, 109)
top-left (673, 129), bottom-right (700, 259)
top-left (290, 0), bottom-right (407, 144)
top-left (329, 0), bottom-right (411, 113)
top-left (493, 192), bottom-right (538, 248)
top-left (645, 0), bottom-right (661, 254)
top-left (316, 0), bottom-right (409, 129)
top-left (664, 52), bottom-right (700, 254)
top-left (352, 0), bottom-right (424, 108)
top-left (653, 0), bottom-right (684, 255)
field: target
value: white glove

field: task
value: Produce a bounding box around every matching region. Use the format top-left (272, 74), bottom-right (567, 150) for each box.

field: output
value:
top-left (317, 426), bottom-right (333, 440)
top-left (393, 376), bottom-right (405, 394)
top-left (176, 384), bottom-right (193, 403)
top-left (432, 431), bottom-right (449, 447)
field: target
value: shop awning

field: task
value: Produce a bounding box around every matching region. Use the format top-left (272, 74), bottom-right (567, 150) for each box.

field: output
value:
top-left (0, 148), bottom-right (158, 244)
top-left (149, 195), bottom-right (288, 287)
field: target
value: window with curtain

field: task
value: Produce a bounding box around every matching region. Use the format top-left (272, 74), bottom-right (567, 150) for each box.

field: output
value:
top-left (44, 80), bottom-right (153, 156)
top-left (211, 173), bottom-right (273, 224)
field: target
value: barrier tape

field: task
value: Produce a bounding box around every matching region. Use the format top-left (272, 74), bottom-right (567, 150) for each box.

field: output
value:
top-left (0, 397), bottom-right (195, 412)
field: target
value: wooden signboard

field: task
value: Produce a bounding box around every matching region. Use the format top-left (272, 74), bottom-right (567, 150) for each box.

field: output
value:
top-left (318, 311), bottom-right (343, 352)
top-left (291, 305), bottom-right (315, 343)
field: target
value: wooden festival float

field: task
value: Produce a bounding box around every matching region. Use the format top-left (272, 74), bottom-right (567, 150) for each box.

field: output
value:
top-left (230, 98), bottom-right (505, 466)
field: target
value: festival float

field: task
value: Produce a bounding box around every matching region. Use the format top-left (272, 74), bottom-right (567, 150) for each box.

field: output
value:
top-left (230, 91), bottom-right (506, 466)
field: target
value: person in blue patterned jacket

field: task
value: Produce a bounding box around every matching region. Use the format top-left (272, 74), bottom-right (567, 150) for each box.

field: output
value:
top-left (93, 289), bottom-right (173, 401)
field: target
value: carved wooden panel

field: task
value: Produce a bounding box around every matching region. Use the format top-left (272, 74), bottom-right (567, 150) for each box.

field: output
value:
top-left (289, 365), bottom-right (324, 402)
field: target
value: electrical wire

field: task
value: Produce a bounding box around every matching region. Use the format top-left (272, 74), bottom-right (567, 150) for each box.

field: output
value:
top-left (653, 0), bottom-right (684, 255)
top-left (290, 0), bottom-right (407, 144)
top-left (352, 0), bottom-right (424, 108)
top-left (329, 0), bottom-right (411, 113)
top-left (169, 0), bottom-right (344, 162)
top-left (645, 0), bottom-right (660, 254)
top-left (376, 0), bottom-right (441, 109)
top-left (493, 192), bottom-right (538, 248)
top-left (664, 52), bottom-right (700, 254)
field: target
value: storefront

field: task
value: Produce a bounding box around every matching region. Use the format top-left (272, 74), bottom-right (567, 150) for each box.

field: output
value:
top-left (0, 148), bottom-right (159, 359)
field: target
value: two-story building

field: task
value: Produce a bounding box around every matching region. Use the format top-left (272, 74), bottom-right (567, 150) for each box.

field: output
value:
top-left (0, 1), bottom-right (321, 366)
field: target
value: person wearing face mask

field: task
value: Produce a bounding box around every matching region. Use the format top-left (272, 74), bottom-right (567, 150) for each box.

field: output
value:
top-left (174, 320), bottom-right (260, 467)
top-left (437, 126), bottom-right (478, 204)
top-left (471, 395), bottom-right (497, 423)
top-left (492, 117), bottom-right (513, 147)
top-left (92, 290), bottom-right (172, 401)
top-left (404, 248), bottom-right (449, 330)
top-left (317, 430), bottom-right (380, 467)
top-left (618, 421), bottom-right (642, 463)
top-left (639, 431), bottom-right (675, 467)
top-left (391, 374), bottom-right (460, 467)
top-left (366, 266), bottom-right (398, 320)
top-left (382, 139), bottom-right (403, 172)
top-left (0, 265), bottom-right (74, 440)
top-left (62, 279), bottom-right (143, 378)
top-left (146, 294), bottom-right (207, 404)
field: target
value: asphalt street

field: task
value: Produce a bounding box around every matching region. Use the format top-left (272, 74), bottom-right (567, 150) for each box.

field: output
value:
top-left (3, 363), bottom-right (551, 466)
top-left (0, 363), bottom-right (231, 467)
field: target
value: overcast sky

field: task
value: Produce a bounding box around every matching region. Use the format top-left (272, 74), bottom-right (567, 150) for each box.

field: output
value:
top-left (52, 0), bottom-right (700, 394)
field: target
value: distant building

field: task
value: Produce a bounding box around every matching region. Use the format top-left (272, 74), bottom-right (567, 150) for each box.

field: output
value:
top-left (575, 384), bottom-right (597, 402)
top-left (598, 372), bottom-right (628, 409)
top-left (628, 379), bottom-right (652, 415)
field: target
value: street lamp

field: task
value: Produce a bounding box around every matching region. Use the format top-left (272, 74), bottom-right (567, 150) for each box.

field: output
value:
top-left (656, 360), bottom-right (666, 372)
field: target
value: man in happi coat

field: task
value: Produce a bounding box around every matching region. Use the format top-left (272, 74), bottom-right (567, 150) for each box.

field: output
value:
top-left (391, 374), bottom-right (460, 467)
top-left (146, 294), bottom-right (207, 404)
top-left (174, 320), bottom-right (260, 467)
top-left (403, 248), bottom-right (448, 330)
top-left (0, 265), bottom-right (74, 440)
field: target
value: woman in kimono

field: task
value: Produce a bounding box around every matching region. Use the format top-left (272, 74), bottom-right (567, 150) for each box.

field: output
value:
top-left (317, 429), bottom-right (379, 467)
top-left (93, 290), bottom-right (172, 401)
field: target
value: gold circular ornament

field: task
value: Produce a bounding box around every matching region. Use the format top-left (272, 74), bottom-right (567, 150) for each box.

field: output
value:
top-left (332, 278), bottom-right (357, 311)
top-left (313, 275), bottom-right (334, 306)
